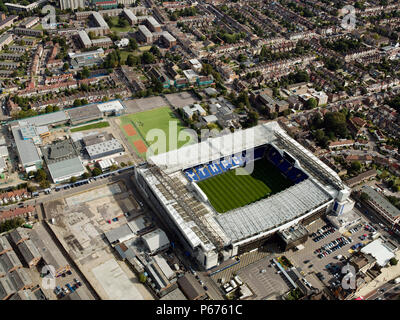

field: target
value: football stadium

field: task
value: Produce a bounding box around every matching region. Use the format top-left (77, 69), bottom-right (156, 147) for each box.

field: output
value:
top-left (134, 122), bottom-right (352, 269)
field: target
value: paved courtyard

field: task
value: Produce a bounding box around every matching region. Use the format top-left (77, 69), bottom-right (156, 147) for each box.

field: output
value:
top-left (285, 218), bottom-right (370, 284)
top-left (237, 258), bottom-right (291, 300)
top-left (164, 91), bottom-right (199, 108)
top-left (92, 259), bottom-right (146, 300)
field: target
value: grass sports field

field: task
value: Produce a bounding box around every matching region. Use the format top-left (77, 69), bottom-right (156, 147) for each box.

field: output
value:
top-left (197, 158), bottom-right (293, 213)
top-left (70, 121), bottom-right (110, 132)
top-left (119, 106), bottom-right (193, 158)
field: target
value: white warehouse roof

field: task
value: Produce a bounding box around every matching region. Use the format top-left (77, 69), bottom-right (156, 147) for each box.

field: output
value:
top-left (361, 239), bottom-right (395, 267)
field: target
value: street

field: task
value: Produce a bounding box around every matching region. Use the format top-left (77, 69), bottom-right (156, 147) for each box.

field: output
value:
top-left (366, 281), bottom-right (400, 300)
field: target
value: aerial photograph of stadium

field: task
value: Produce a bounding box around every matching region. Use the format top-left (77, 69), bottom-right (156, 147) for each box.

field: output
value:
top-left (1, 0), bottom-right (400, 313)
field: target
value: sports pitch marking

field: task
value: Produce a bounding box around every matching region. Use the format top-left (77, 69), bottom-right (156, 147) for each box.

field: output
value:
top-left (133, 140), bottom-right (148, 153)
top-left (119, 106), bottom-right (193, 158)
top-left (197, 159), bottom-right (293, 213)
top-left (123, 124), bottom-right (137, 136)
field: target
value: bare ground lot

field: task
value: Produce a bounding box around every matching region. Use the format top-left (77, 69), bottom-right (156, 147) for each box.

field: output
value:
top-left (123, 96), bottom-right (167, 114)
top-left (164, 91), bottom-right (200, 108)
top-left (43, 182), bottom-right (153, 300)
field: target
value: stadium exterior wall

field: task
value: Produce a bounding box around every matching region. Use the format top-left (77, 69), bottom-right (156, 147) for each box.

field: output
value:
top-left (133, 170), bottom-right (219, 269)
top-left (231, 199), bottom-right (333, 251)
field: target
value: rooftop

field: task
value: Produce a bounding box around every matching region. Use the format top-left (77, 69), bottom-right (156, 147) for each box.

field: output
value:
top-left (362, 185), bottom-right (400, 219)
top-left (47, 157), bottom-right (85, 182)
top-left (11, 126), bottom-right (41, 167)
top-left (361, 239), bottom-right (395, 267)
top-left (85, 139), bottom-right (124, 159)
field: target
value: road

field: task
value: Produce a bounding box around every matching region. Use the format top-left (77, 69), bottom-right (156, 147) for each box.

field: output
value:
top-left (366, 281), bottom-right (400, 300)
top-left (0, 170), bottom-right (137, 214)
top-left (352, 200), bottom-right (400, 246)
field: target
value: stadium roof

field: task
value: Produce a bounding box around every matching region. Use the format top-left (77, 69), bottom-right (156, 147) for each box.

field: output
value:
top-left (148, 122), bottom-right (280, 174)
top-left (215, 179), bottom-right (332, 243)
top-left (142, 121), bottom-right (345, 249)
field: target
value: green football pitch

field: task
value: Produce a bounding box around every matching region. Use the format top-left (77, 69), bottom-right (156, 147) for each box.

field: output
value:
top-left (119, 106), bottom-right (194, 158)
top-left (197, 158), bottom-right (293, 213)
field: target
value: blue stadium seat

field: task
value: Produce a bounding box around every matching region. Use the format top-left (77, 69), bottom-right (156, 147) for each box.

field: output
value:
top-left (219, 158), bottom-right (233, 171)
top-left (231, 155), bottom-right (244, 166)
top-left (195, 165), bottom-right (211, 180)
top-left (207, 162), bottom-right (223, 176)
top-left (184, 169), bottom-right (199, 182)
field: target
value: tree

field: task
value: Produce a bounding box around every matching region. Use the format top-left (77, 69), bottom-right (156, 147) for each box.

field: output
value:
top-left (126, 54), bottom-right (137, 67)
top-left (128, 38), bottom-right (138, 50)
top-left (62, 62), bottom-right (69, 71)
top-left (82, 172), bottom-right (90, 179)
top-left (92, 167), bottom-right (102, 176)
top-left (39, 180), bottom-right (51, 189)
top-left (324, 112), bottom-right (348, 138)
top-left (141, 51), bottom-right (155, 64)
top-left (360, 192), bottom-right (370, 201)
top-left (45, 105), bottom-right (54, 113)
top-left (35, 169), bottom-right (47, 182)
top-left (69, 176), bottom-right (77, 183)
top-left (306, 98), bottom-right (318, 109)
top-left (73, 99), bottom-right (82, 107)
top-left (390, 258), bottom-right (398, 266)
top-left (350, 161), bottom-right (362, 173)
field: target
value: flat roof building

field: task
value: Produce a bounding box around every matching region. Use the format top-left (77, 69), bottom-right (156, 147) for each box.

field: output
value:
top-left (78, 30), bottom-right (92, 49)
top-left (361, 185), bottom-right (400, 227)
top-left (177, 273), bottom-right (206, 300)
top-left (361, 239), bottom-right (396, 267)
top-left (145, 16), bottom-right (161, 32)
top-left (142, 228), bottom-right (170, 255)
top-left (85, 138), bottom-right (124, 160)
top-left (123, 8), bottom-right (137, 25)
top-left (67, 104), bottom-right (103, 125)
top-left (9, 289), bottom-right (37, 300)
top-left (47, 158), bottom-right (86, 184)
